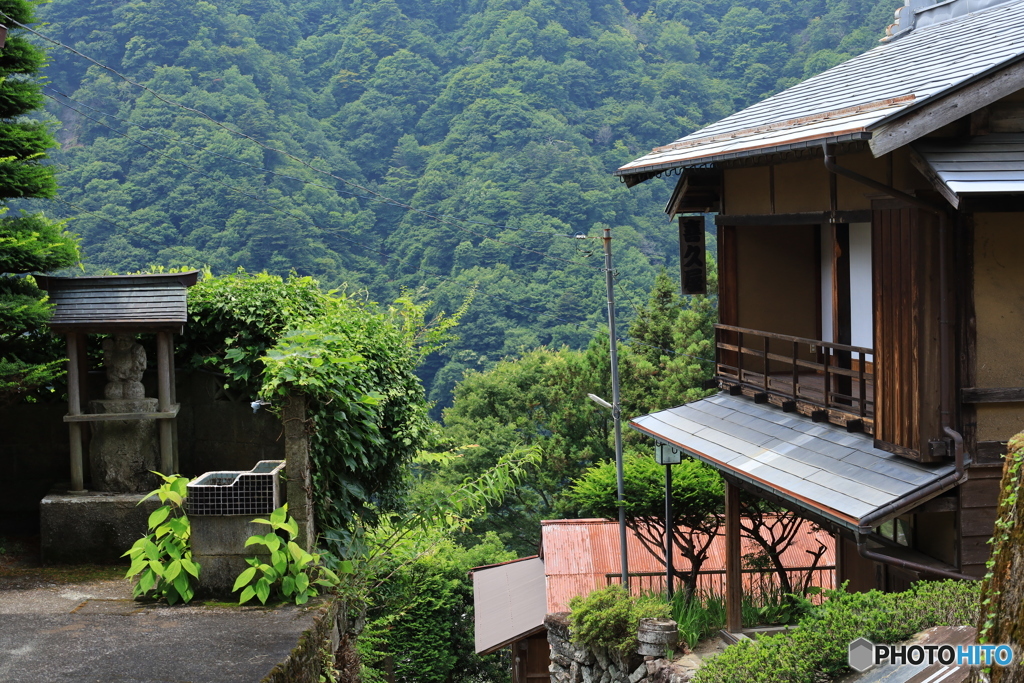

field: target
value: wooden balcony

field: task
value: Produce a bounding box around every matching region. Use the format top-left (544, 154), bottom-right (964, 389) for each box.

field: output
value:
top-left (714, 324), bottom-right (875, 434)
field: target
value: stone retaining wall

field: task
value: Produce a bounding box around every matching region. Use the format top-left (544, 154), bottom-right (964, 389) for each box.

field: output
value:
top-left (261, 596), bottom-right (346, 683)
top-left (545, 613), bottom-right (696, 683)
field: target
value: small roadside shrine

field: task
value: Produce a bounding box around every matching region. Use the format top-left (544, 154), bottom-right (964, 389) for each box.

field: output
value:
top-left (36, 271), bottom-right (199, 493)
top-left (34, 271), bottom-right (199, 562)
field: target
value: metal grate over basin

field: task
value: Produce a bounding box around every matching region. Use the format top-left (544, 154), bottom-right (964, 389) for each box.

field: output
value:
top-left (186, 460), bottom-right (284, 516)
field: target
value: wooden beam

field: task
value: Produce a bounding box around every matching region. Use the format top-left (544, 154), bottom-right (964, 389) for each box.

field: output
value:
top-left (714, 210), bottom-right (871, 226)
top-left (725, 480), bottom-right (742, 634)
top-left (907, 147), bottom-right (960, 209)
top-left (66, 333), bottom-right (84, 492)
top-left (869, 58), bottom-right (1024, 156)
top-left (64, 405), bottom-right (180, 422)
top-left (976, 440), bottom-right (1007, 463)
top-left (157, 331), bottom-right (174, 475)
top-left (961, 387), bottom-right (1024, 403)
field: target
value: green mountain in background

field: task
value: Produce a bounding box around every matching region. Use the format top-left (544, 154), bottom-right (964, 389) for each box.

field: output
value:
top-left (35, 0), bottom-right (900, 409)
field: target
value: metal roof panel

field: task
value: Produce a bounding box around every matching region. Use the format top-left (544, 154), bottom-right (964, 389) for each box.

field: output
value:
top-left (472, 557), bottom-right (547, 653)
top-left (630, 394), bottom-right (957, 531)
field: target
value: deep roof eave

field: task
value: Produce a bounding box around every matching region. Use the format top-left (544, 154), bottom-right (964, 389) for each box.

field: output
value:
top-left (614, 132), bottom-right (872, 181)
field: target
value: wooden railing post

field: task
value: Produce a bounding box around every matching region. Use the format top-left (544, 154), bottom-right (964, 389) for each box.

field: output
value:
top-left (762, 335), bottom-right (769, 392)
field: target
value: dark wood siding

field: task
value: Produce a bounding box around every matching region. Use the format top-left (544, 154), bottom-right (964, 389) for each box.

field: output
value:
top-left (959, 464), bottom-right (1003, 577)
top-left (872, 205), bottom-right (944, 461)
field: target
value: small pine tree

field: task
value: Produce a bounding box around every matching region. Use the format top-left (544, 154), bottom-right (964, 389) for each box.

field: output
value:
top-left (0, 0), bottom-right (80, 406)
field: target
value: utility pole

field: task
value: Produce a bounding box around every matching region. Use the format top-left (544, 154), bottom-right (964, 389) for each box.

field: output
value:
top-left (603, 227), bottom-right (629, 592)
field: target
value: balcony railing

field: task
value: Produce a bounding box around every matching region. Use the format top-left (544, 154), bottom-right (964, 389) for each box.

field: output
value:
top-left (714, 324), bottom-right (874, 432)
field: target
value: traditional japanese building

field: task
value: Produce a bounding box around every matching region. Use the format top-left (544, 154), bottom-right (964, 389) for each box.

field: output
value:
top-left (617, 0), bottom-right (1024, 632)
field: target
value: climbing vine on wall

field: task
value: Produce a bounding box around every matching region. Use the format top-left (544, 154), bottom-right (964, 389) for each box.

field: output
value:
top-left (181, 270), bottom-right (442, 539)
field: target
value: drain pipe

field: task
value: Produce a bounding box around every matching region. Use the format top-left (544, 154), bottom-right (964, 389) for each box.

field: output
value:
top-left (823, 142), bottom-right (975, 580)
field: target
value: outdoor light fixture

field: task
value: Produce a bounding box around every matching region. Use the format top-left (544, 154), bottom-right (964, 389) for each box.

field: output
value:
top-left (0, 25), bottom-right (8, 50)
top-left (655, 441), bottom-right (683, 465)
top-left (587, 393), bottom-right (612, 409)
top-left (655, 440), bottom-right (680, 597)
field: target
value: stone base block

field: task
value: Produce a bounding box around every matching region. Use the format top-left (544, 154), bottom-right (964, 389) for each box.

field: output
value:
top-left (191, 515), bottom-right (271, 598)
top-left (40, 492), bottom-right (160, 564)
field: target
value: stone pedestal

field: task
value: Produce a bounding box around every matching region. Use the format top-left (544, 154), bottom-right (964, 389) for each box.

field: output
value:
top-left (191, 515), bottom-right (270, 598)
top-left (88, 398), bottom-right (160, 492)
top-left (40, 492), bottom-right (161, 564)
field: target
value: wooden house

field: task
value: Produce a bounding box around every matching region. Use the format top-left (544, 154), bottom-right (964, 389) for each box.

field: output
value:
top-left (617, 0), bottom-right (1024, 632)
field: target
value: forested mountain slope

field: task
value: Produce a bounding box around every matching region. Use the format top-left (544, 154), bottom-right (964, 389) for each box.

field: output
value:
top-left (36, 0), bottom-right (900, 406)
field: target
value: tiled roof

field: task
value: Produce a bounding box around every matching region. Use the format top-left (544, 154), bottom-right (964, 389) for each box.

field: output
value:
top-left (617, 0), bottom-right (1024, 178)
top-left (630, 394), bottom-right (956, 532)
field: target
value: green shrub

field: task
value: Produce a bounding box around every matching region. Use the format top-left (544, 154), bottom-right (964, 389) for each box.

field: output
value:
top-left (232, 504), bottom-right (346, 606)
top-left (693, 580), bottom-right (980, 683)
top-left (123, 473), bottom-right (200, 605)
top-left (568, 585), bottom-right (672, 655)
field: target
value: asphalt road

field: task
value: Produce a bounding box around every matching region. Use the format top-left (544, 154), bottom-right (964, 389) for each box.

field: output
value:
top-left (0, 576), bottom-right (317, 682)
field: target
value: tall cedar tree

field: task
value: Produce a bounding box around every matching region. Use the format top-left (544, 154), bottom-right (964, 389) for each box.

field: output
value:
top-left (0, 0), bottom-right (79, 406)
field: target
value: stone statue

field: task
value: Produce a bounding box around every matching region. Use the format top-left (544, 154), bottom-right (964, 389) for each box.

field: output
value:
top-left (102, 334), bottom-right (147, 399)
top-left (91, 333), bottom-right (157, 492)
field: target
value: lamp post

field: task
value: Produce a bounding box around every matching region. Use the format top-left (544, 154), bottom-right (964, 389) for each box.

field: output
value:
top-left (588, 393), bottom-right (629, 591)
top-left (655, 442), bottom-right (682, 597)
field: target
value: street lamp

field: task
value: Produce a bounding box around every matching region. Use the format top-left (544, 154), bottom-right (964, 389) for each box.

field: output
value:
top-left (655, 442), bottom-right (683, 597)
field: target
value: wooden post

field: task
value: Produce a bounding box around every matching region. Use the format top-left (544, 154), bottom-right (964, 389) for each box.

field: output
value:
top-left (835, 531), bottom-right (846, 587)
top-left (284, 393), bottom-right (314, 551)
top-left (156, 330), bottom-right (174, 474)
top-left (66, 333), bottom-right (84, 492)
top-left (169, 334), bottom-right (179, 473)
top-left (725, 480), bottom-right (742, 633)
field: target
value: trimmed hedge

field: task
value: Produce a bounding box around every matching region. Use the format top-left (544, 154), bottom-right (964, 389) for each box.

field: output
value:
top-left (568, 585), bottom-right (672, 656)
top-left (693, 580), bottom-right (979, 683)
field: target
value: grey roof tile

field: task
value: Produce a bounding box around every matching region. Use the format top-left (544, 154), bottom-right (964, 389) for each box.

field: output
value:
top-left (618, 0), bottom-right (1024, 175)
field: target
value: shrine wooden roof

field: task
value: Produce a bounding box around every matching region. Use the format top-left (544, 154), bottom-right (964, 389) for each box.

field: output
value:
top-left (35, 271), bottom-right (200, 333)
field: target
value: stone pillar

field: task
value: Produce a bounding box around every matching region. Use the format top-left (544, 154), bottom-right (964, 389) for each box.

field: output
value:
top-left (89, 333), bottom-right (159, 492)
top-left (284, 393), bottom-right (314, 551)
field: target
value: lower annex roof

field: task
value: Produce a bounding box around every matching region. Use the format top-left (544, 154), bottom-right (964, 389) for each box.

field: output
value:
top-left (629, 394), bottom-right (957, 533)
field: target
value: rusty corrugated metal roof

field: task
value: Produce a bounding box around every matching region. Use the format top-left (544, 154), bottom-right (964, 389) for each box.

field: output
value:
top-left (616, 0), bottom-right (1024, 180)
top-left (541, 518), bottom-right (835, 613)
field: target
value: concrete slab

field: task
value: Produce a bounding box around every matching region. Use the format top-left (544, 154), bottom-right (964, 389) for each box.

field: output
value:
top-left (0, 574), bottom-right (324, 682)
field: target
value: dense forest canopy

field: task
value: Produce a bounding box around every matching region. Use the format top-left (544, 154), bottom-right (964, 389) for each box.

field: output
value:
top-left (34, 0), bottom-right (901, 407)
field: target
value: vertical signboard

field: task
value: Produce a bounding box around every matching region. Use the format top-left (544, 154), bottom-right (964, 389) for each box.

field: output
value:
top-left (679, 216), bottom-right (706, 295)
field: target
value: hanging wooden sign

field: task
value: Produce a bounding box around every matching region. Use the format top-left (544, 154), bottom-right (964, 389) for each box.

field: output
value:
top-left (679, 216), bottom-right (706, 295)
